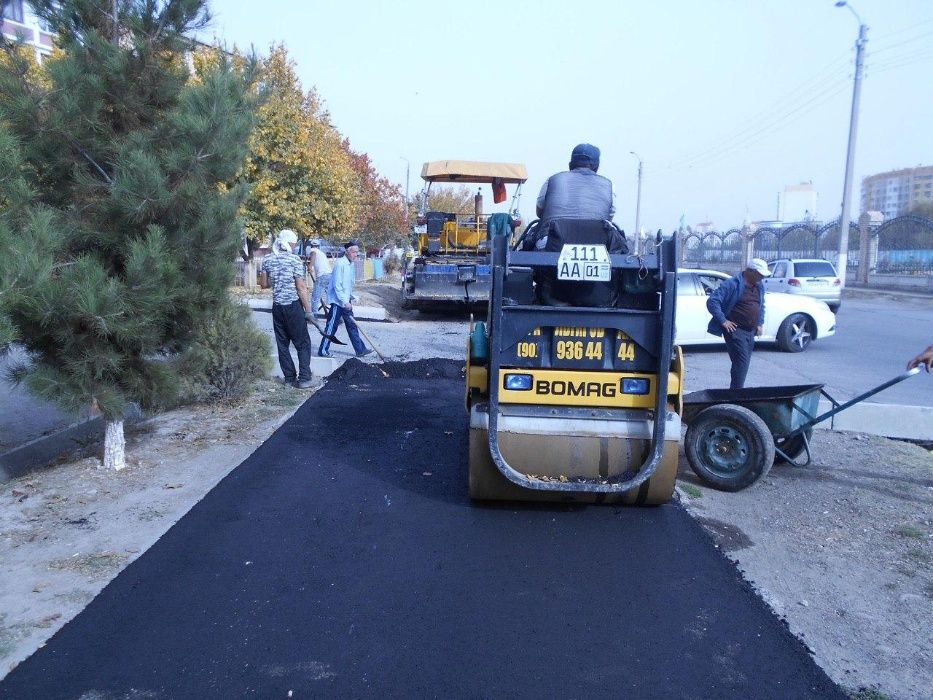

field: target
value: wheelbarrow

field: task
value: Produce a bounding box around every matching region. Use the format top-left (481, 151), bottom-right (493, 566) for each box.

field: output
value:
top-left (681, 367), bottom-right (922, 492)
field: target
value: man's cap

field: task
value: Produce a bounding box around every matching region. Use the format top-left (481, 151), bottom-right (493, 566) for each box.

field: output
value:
top-left (344, 239), bottom-right (361, 250)
top-left (747, 258), bottom-right (772, 276)
top-left (570, 143), bottom-right (600, 168)
top-left (277, 229), bottom-right (298, 245)
top-left (308, 239), bottom-right (321, 247)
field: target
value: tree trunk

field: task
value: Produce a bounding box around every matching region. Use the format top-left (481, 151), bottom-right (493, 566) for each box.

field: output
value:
top-left (103, 419), bottom-right (126, 471)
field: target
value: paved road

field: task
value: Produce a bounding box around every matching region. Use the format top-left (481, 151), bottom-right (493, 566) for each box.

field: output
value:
top-left (0, 360), bottom-right (844, 698)
top-left (0, 348), bottom-right (75, 452)
top-left (683, 294), bottom-right (933, 407)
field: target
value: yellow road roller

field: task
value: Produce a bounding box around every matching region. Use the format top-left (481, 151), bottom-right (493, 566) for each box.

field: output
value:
top-left (465, 217), bottom-right (683, 504)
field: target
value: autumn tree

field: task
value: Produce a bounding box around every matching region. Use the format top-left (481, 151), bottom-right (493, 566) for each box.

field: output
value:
top-left (344, 144), bottom-right (406, 249)
top-left (0, 0), bottom-right (257, 469)
top-left (420, 184), bottom-right (476, 215)
top-left (237, 44), bottom-right (358, 254)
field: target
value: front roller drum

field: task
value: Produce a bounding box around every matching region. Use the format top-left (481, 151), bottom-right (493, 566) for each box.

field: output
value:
top-left (468, 421), bottom-right (680, 505)
top-left (684, 404), bottom-right (775, 491)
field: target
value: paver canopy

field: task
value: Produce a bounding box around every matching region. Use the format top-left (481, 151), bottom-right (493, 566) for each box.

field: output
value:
top-left (420, 160), bottom-right (528, 184)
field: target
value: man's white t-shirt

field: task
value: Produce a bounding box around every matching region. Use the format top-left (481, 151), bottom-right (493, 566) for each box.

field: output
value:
top-left (310, 249), bottom-right (332, 277)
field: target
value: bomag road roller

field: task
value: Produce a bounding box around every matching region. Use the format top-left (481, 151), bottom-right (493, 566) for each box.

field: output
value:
top-left (465, 218), bottom-right (683, 504)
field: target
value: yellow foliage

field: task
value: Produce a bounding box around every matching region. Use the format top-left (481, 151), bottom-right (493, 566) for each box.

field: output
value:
top-left (239, 45), bottom-right (359, 246)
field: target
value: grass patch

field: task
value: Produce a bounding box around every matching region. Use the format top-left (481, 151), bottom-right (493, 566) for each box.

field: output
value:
top-left (260, 386), bottom-right (308, 408)
top-left (896, 526), bottom-right (924, 539)
top-left (907, 549), bottom-right (932, 564)
top-left (848, 687), bottom-right (892, 700)
top-left (679, 482), bottom-right (703, 499)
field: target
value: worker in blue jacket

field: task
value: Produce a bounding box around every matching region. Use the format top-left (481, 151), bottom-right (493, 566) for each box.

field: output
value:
top-left (706, 258), bottom-right (771, 389)
top-left (318, 240), bottom-right (372, 359)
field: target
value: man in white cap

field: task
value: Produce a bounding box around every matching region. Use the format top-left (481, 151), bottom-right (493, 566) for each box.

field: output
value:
top-left (706, 258), bottom-right (772, 389)
top-left (318, 239), bottom-right (371, 358)
top-left (260, 229), bottom-right (314, 388)
top-left (306, 239), bottom-right (332, 317)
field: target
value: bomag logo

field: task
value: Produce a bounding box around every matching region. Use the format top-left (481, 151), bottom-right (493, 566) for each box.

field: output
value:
top-left (535, 379), bottom-right (617, 397)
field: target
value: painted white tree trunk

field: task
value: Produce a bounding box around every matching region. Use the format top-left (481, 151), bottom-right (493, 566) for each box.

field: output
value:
top-left (103, 419), bottom-right (126, 471)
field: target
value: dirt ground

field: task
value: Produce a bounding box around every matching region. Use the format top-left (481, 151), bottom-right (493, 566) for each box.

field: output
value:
top-left (1, 278), bottom-right (931, 699)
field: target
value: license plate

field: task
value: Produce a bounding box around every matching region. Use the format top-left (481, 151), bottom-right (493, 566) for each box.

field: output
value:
top-left (557, 244), bottom-right (611, 282)
top-left (807, 279), bottom-right (828, 285)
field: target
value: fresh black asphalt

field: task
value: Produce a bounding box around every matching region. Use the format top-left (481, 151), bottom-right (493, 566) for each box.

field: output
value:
top-left (0, 359), bottom-right (845, 699)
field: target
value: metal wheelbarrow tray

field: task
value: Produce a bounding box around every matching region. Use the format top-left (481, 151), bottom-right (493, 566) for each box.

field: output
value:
top-left (681, 369), bottom-right (920, 492)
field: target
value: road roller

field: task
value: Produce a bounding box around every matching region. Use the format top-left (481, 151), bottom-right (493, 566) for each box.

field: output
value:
top-left (465, 217), bottom-right (682, 504)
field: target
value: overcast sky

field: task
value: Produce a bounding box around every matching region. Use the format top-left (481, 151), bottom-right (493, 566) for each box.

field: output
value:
top-left (204, 0), bottom-right (933, 234)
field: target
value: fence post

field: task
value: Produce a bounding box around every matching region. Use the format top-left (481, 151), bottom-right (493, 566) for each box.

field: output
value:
top-left (742, 225), bottom-right (754, 267)
top-left (856, 213), bottom-right (870, 284)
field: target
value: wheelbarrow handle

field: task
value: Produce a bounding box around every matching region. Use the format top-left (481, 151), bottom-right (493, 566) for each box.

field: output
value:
top-left (812, 366), bottom-right (921, 426)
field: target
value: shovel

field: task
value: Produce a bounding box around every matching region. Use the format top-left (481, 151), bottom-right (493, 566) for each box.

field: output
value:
top-left (307, 309), bottom-right (345, 345)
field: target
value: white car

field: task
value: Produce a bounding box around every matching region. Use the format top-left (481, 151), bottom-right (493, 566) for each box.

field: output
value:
top-left (676, 269), bottom-right (837, 352)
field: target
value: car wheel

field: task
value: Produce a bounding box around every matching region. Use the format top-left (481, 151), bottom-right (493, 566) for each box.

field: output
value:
top-left (777, 313), bottom-right (814, 353)
top-left (684, 404), bottom-right (775, 491)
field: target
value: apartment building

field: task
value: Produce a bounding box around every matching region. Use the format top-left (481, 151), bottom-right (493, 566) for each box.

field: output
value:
top-left (2, 0), bottom-right (53, 61)
top-left (861, 165), bottom-right (933, 220)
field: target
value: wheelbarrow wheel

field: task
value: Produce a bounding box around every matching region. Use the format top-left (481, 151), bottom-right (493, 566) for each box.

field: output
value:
top-left (685, 404), bottom-right (775, 492)
top-left (774, 428), bottom-right (813, 465)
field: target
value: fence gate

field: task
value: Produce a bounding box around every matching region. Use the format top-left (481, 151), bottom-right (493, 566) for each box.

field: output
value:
top-left (874, 215), bottom-right (933, 274)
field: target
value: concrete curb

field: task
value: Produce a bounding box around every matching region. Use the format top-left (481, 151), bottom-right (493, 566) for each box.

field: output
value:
top-left (813, 399), bottom-right (933, 441)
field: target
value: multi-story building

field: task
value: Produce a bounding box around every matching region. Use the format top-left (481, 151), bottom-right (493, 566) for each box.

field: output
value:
top-left (861, 166), bottom-right (933, 220)
top-left (2, 0), bottom-right (54, 62)
top-left (780, 182), bottom-right (818, 222)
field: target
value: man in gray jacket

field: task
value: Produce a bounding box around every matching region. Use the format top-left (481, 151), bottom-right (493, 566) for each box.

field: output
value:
top-left (536, 143), bottom-right (615, 222)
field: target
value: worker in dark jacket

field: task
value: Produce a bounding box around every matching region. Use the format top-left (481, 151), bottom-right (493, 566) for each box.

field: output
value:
top-left (706, 258), bottom-right (771, 389)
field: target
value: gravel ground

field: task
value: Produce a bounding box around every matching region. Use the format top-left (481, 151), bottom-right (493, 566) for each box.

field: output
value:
top-left (1, 276), bottom-right (930, 698)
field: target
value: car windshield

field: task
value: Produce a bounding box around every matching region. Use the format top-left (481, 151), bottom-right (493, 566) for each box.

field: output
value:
top-left (794, 261), bottom-right (836, 277)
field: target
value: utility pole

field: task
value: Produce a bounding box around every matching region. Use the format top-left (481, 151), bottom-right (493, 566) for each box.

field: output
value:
top-left (400, 156), bottom-right (411, 229)
top-left (835, 1), bottom-right (867, 286)
top-left (630, 151), bottom-right (643, 253)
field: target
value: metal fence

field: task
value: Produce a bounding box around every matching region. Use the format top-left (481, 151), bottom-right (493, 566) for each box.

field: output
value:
top-left (682, 214), bottom-right (933, 276)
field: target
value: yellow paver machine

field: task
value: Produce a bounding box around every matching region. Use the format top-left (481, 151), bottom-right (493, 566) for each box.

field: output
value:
top-left (465, 218), bottom-right (683, 504)
top-left (402, 160), bottom-right (527, 308)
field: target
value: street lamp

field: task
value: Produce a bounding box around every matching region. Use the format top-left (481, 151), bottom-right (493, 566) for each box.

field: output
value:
top-left (399, 156), bottom-right (410, 215)
top-left (629, 151), bottom-right (643, 253)
top-left (834, 0), bottom-right (867, 286)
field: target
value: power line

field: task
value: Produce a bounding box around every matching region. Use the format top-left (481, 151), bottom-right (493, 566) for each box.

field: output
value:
top-left (871, 28), bottom-right (933, 55)
top-left (870, 49), bottom-right (933, 73)
top-left (666, 82), bottom-right (850, 174)
top-left (663, 51), bottom-right (851, 171)
top-left (665, 78), bottom-right (849, 172)
top-left (871, 15), bottom-right (933, 41)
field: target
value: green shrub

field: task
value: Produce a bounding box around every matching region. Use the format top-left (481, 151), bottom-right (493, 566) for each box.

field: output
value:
top-left (177, 302), bottom-right (272, 403)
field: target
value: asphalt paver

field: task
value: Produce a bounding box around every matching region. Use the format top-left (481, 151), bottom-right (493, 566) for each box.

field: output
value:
top-left (1, 358), bottom-right (845, 699)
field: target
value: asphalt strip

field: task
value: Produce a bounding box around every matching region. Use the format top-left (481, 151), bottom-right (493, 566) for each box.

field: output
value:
top-left (0, 358), bottom-right (845, 699)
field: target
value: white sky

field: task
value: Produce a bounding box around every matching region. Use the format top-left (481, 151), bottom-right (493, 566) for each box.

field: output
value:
top-left (203, 0), bottom-right (933, 234)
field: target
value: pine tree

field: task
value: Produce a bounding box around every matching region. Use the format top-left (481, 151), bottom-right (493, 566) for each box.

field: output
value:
top-left (0, 0), bottom-right (256, 469)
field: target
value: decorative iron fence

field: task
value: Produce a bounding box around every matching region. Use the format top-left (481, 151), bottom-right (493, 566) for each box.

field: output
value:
top-left (874, 215), bottom-right (933, 274)
top-left (681, 215), bottom-right (932, 276)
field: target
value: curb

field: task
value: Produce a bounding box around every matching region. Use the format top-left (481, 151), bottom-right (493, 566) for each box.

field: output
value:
top-left (813, 400), bottom-right (933, 441)
top-left (243, 298), bottom-right (387, 321)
